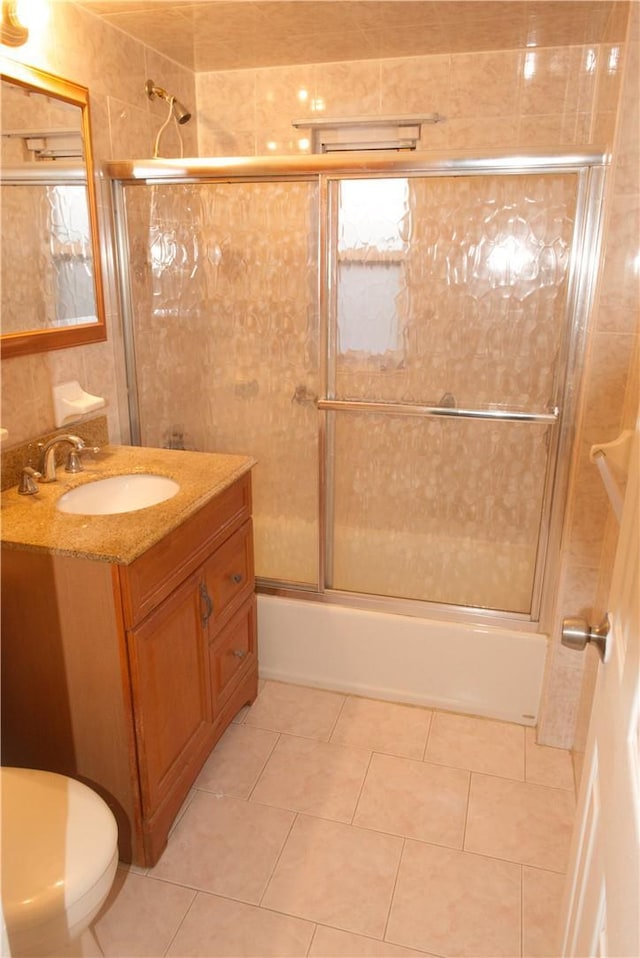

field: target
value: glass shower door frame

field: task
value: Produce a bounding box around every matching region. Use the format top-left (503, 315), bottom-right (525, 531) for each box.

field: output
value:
top-left (318, 158), bottom-right (607, 624)
top-left (110, 150), bottom-right (607, 628)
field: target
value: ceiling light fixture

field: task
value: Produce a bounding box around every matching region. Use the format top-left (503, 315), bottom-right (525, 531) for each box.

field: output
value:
top-left (1, 0), bottom-right (28, 47)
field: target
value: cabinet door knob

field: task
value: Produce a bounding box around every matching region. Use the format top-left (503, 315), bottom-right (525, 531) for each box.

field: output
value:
top-left (232, 649), bottom-right (246, 659)
top-left (231, 573), bottom-right (243, 584)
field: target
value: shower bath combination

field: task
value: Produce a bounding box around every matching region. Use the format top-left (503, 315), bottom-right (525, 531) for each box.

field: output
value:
top-left (110, 149), bottom-right (607, 724)
top-left (145, 79), bottom-right (192, 157)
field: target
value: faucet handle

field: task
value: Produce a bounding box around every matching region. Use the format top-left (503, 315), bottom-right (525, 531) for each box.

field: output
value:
top-left (18, 466), bottom-right (42, 496)
top-left (66, 445), bottom-right (101, 474)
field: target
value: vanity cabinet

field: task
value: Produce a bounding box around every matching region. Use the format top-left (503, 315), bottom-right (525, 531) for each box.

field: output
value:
top-left (1, 470), bottom-right (257, 867)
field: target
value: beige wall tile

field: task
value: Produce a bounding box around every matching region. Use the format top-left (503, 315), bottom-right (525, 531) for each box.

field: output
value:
top-left (254, 64), bottom-right (316, 129)
top-left (538, 656), bottom-right (587, 749)
top-left (450, 50), bottom-right (521, 118)
top-left (566, 45), bottom-right (600, 115)
top-left (196, 69), bottom-right (256, 143)
top-left (520, 47), bottom-right (572, 116)
top-left (314, 59), bottom-right (381, 117)
top-left (379, 55), bottom-right (450, 116)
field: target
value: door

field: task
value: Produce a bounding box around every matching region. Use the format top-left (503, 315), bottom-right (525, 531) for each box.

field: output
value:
top-left (561, 413), bottom-right (639, 956)
top-left (324, 171), bottom-right (581, 615)
top-left (127, 569), bottom-right (213, 817)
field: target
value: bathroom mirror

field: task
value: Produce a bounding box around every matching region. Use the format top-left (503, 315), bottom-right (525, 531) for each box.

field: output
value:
top-left (0, 58), bottom-right (107, 358)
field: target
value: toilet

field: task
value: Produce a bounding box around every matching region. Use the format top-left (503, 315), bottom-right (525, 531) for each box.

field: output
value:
top-left (1, 767), bottom-right (118, 957)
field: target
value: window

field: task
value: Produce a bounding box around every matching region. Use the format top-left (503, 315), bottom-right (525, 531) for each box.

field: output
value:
top-left (337, 178), bottom-right (408, 356)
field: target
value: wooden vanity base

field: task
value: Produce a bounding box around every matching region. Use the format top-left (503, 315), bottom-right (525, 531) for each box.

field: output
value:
top-left (1, 472), bottom-right (258, 867)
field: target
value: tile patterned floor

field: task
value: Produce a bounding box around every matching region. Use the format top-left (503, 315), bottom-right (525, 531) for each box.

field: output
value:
top-left (93, 680), bottom-right (576, 957)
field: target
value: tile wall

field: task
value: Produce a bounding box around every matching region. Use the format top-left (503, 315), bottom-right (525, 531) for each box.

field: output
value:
top-left (196, 39), bottom-right (621, 156)
top-left (0, 0), bottom-right (197, 444)
top-left (541, 2), bottom-right (639, 760)
top-left (1, 1), bottom-right (637, 753)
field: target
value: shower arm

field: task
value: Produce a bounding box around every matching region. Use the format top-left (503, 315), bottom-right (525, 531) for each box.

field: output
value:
top-left (145, 79), bottom-right (191, 125)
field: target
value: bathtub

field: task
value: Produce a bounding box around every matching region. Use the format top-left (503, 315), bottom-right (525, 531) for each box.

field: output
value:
top-left (257, 595), bottom-right (547, 726)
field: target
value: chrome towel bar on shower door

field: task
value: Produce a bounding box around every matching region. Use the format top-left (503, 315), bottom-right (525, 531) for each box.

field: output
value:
top-left (317, 399), bottom-right (560, 424)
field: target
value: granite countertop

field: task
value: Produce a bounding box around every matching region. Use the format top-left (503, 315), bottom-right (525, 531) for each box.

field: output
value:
top-left (1, 444), bottom-right (256, 564)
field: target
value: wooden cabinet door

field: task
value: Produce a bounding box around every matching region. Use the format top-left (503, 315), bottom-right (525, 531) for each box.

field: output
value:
top-left (127, 570), bottom-right (213, 818)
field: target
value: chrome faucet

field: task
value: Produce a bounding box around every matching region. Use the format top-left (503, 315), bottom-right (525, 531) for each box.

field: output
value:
top-left (38, 434), bottom-right (99, 482)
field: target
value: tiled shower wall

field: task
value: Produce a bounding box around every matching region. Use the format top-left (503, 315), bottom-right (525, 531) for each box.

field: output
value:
top-left (1, 1), bottom-right (637, 752)
top-left (196, 39), bottom-right (622, 157)
top-left (541, 3), bottom-right (639, 759)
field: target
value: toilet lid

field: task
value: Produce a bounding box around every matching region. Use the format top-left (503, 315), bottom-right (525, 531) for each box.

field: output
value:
top-left (1, 767), bottom-right (118, 933)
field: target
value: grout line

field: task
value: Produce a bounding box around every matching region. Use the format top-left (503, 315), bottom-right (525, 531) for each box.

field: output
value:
top-left (161, 887), bottom-right (198, 958)
top-left (327, 692), bottom-right (349, 741)
top-left (257, 810), bottom-right (299, 907)
top-left (462, 770), bottom-right (473, 851)
top-left (306, 923), bottom-right (319, 957)
top-left (349, 748), bottom-right (375, 825)
top-left (520, 863), bottom-right (525, 958)
top-left (246, 730), bottom-right (281, 802)
top-left (381, 837), bottom-right (406, 944)
top-left (422, 708), bottom-right (436, 761)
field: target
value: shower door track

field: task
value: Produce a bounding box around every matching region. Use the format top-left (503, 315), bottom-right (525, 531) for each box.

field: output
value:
top-left (110, 149), bottom-right (608, 630)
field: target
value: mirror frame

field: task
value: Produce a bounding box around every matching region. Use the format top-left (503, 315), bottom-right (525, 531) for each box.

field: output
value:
top-left (0, 58), bottom-right (107, 358)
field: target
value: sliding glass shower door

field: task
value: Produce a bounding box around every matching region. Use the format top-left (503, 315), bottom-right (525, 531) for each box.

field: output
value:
top-left (325, 172), bottom-right (578, 614)
top-left (121, 179), bottom-right (320, 586)
top-left (115, 153), bottom-right (604, 620)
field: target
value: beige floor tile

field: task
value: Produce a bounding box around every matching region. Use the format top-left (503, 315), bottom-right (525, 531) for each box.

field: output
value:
top-left (522, 866), bottom-right (566, 958)
top-left (195, 723), bottom-right (279, 798)
top-left (353, 753), bottom-right (469, 848)
top-left (149, 791), bottom-right (294, 903)
top-left (309, 926), bottom-right (433, 956)
top-left (262, 815), bottom-right (403, 939)
top-left (250, 733), bottom-right (371, 822)
top-left (465, 773), bottom-right (575, 872)
top-left (426, 711), bottom-right (525, 780)
top-left (330, 696), bottom-right (432, 759)
top-left (525, 727), bottom-right (575, 791)
top-left (169, 787), bottom-right (197, 836)
top-left (166, 892), bottom-right (315, 957)
top-left (386, 841), bottom-right (522, 958)
top-left (93, 869), bottom-right (195, 957)
top-left (244, 680), bottom-right (346, 740)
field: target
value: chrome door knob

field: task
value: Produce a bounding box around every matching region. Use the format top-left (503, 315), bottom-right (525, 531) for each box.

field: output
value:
top-left (561, 614), bottom-right (610, 661)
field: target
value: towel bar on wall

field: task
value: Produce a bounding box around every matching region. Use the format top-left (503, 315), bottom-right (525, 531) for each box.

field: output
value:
top-left (590, 429), bottom-right (633, 522)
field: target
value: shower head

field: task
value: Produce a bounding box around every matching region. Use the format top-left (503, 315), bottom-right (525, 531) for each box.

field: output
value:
top-left (145, 79), bottom-right (192, 125)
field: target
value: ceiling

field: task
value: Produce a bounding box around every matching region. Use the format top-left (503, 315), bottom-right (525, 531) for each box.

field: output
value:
top-left (81, 1), bottom-right (627, 74)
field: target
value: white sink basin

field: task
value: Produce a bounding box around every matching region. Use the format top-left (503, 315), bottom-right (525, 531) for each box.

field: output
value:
top-left (57, 474), bottom-right (180, 515)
